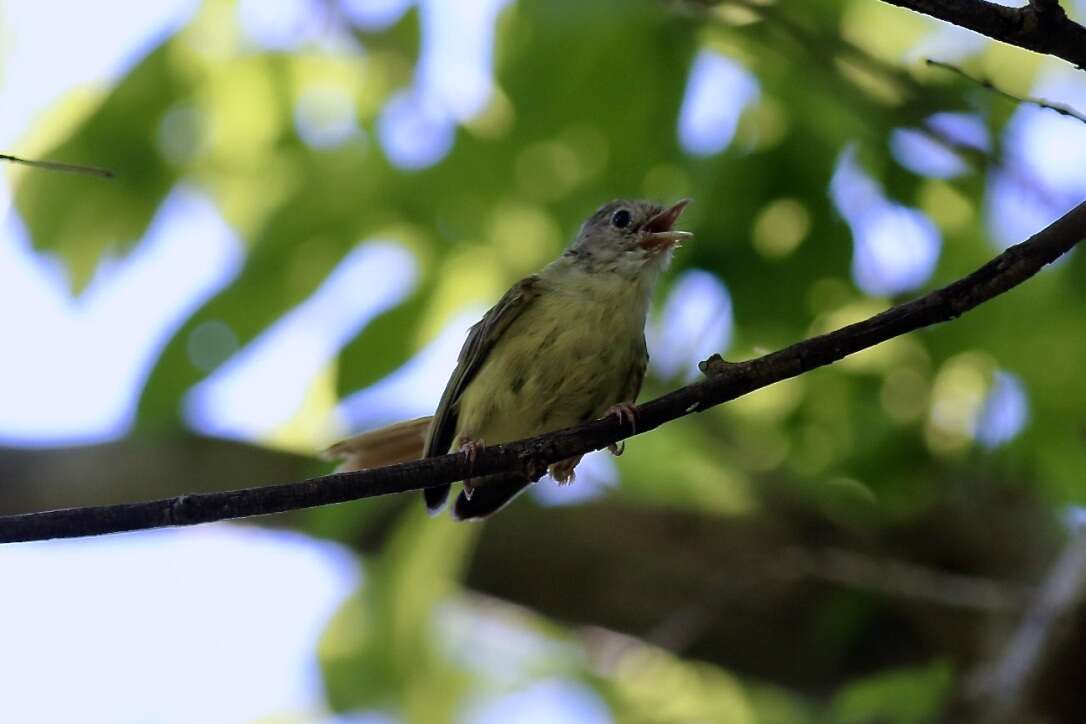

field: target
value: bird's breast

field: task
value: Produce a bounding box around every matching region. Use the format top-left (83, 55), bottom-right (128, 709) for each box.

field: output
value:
top-left (453, 284), bottom-right (648, 447)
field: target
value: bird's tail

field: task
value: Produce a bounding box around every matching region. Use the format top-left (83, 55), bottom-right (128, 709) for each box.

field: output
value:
top-left (322, 416), bottom-right (528, 518)
top-left (321, 416), bottom-right (432, 471)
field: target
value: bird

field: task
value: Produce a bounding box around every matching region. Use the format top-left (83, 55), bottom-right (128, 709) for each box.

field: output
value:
top-left (324, 198), bottom-right (692, 519)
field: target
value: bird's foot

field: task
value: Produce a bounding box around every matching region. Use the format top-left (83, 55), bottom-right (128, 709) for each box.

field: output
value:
top-left (458, 437), bottom-right (485, 472)
top-left (608, 441), bottom-right (625, 456)
top-left (549, 455), bottom-right (582, 486)
top-left (607, 402), bottom-right (638, 433)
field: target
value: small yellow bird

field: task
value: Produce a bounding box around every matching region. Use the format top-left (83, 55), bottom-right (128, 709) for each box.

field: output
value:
top-left (325, 199), bottom-right (691, 519)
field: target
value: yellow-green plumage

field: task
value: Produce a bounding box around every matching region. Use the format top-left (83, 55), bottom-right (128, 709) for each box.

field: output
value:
top-left (422, 199), bottom-right (689, 519)
top-left (455, 262), bottom-right (650, 451)
top-left (324, 198), bottom-right (690, 520)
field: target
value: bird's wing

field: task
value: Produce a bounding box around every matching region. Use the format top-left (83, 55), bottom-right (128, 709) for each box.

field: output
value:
top-left (423, 275), bottom-right (543, 512)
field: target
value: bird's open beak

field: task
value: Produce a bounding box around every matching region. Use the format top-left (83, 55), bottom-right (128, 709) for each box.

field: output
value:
top-left (640, 199), bottom-right (693, 253)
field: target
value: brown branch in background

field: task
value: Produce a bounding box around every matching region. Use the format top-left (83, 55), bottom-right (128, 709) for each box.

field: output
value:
top-left (1, 200), bottom-right (1084, 543)
top-left (961, 528), bottom-right (1086, 723)
top-left (784, 547), bottom-right (1031, 613)
top-left (927, 58), bottom-right (1086, 124)
top-left (645, 546), bottom-right (1030, 653)
top-left (0, 153), bottom-right (114, 179)
top-left (879, 0), bottom-right (1086, 69)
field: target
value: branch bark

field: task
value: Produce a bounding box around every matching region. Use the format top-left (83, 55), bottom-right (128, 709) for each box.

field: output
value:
top-left (878, 0), bottom-right (1086, 69)
top-left (1, 200), bottom-right (1085, 544)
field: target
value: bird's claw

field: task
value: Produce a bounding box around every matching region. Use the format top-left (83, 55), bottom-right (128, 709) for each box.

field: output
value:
top-left (459, 438), bottom-right (485, 472)
top-left (608, 441), bottom-right (625, 456)
top-left (607, 402), bottom-right (638, 433)
top-left (549, 456), bottom-right (581, 486)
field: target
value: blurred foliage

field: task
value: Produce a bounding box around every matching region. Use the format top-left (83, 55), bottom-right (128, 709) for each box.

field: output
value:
top-left (9, 0), bottom-right (1086, 721)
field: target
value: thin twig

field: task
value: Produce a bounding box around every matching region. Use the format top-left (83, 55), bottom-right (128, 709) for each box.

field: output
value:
top-left (0, 153), bottom-right (114, 179)
top-left (927, 58), bottom-right (1086, 125)
top-left (0, 200), bottom-right (1083, 543)
top-left (785, 547), bottom-right (1032, 613)
top-left (965, 528), bottom-right (1086, 723)
top-left (645, 546), bottom-right (1028, 653)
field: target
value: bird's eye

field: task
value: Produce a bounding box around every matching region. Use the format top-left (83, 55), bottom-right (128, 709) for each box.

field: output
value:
top-left (610, 209), bottom-right (631, 229)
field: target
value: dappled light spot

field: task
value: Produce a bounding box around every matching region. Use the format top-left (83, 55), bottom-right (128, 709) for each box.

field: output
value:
top-left (416, 0), bottom-right (513, 122)
top-left (880, 367), bottom-right (930, 423)
top-left (984, 169), bottom-right (1068, 251)
top-left (735, 96), bottom-right (789, 151)
top-left (372, 0), bottom-right (511, 168)
top-left (186, 242), bottom-right (417, 442)
top-left (598, 633), bottom-right (754, 722)
top-left (0, 186), bottom-right (241, 445)
top-left (790, 422), bottom-right (840, 476)
top-left (975, 371), bottom-right (1029, 449)
top-left (925, 352), bottom-right (995, 454)
top-left (238, 0), bottom-right (319, 51)
top-left (812, 300), bottom-right (919, 373)
top-left (678, 50), bottom-right (759, 157)
top-left (806, 277), bottom-right (853, 315)
top-left (424, 245), bottom-right (509, 336)
top-left (156, 103), bottom-right (208, 165)
top-left (488, 202), bottom-right (563, 272)
top-left (342, 0), bottom-right (414, 30)
top-left (648, 270), bottom-right (733, 382)
top-left (729, 377), bottom-right (805, 423)
top-left (825, 476), bottom-right (878, 505)
top-left (919, 180), bottom-right (974, 231)
top-left (831, 148), bottom-right (942, 296)
top-left (186, 319), bottom-right (240, 373)
top-left (642, 164), bottom-right (692, 204)
top-left (463, 85), bottom-right (516, 138)
top-left (1064, 507), bottom-right (1086, 533)
top-left (516, 140), bottom-right (584, 201)
top-left (835, 56), bottom-right (905, 105)
top-left (927, 112), bottom-right (990, 151)
top-left (378, 89), bottom-right (456, 169)
top-left (892, 112), bottom-right (989, 180)
top-left (0, 526), bottom-right (357, 723)
top-left (204, 59), bottom-right (285, 164)
top-left (734, 419), bottom-right (793, 473)
top-left (294, 85), bottom-right (361, 148)
top-left (437, 601), bottom-right (572, 687)
top-left (1006, 74), bottom-right (1086, 197)
top-left (465, 678), bottom-right (613, 724)
top-left (558, 125), bottom-right (610, 181)
top-left (752, 198), bottom-right (810, 258)
top-left (986, 71), bottom-right (1086, 248)
top-left (890, 128), bottom-right (967, 179)
top-left (851, 205), bottom-right (941, 294)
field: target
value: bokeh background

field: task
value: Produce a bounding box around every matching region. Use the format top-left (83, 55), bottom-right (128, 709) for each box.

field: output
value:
top-left (2, 0), bottom-right (1086, 722)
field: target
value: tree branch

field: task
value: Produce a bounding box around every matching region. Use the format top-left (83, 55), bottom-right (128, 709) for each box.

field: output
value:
top-left (1, 200), bottom-right (1084, 544)
top-left (878, 0), bottom-right (1086, 69)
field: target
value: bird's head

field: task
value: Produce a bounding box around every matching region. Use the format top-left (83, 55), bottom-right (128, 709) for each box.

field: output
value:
top-left (566, 199), bottom-right (692, 277)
